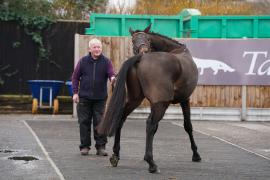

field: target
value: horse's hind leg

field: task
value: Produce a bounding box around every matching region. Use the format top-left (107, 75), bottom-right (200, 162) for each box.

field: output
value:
top-left (180, 99), bottom-right (201, 162)
top-left (110, 99), bottom-right (143, 167)
top-left (144, 102), bottom-right (169, 173)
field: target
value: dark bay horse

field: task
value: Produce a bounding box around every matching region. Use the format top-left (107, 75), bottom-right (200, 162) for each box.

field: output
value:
top-left (97, 25), bottom-right (201, 173)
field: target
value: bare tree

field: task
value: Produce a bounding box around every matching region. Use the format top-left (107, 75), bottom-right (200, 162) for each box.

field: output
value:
top-left (133, 0), bottom-right (267, 15)
top-left (51, 0), bottom-right (108, 20)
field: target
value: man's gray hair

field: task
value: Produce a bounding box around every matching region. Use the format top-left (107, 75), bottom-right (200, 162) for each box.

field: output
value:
top-left (89, 38), bottom-right (102, 48)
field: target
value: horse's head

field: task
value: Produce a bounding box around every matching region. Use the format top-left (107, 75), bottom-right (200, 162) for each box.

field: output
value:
top-left (129, 25), bottom-right (152, 55)
top-left (130, 24), bottom-right (186, 54)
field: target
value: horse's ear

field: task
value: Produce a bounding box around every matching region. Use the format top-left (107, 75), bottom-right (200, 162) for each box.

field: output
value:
top-left (144, 24), bottom-right (151, 33)
top-left (129, 28), bottom-right (135, 35)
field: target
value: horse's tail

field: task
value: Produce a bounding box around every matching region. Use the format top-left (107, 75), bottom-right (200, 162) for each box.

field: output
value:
top-left (97, 54), bottom-right (142, 137)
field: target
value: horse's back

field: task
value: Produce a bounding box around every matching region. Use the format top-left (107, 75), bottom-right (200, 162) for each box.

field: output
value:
top-left (137, 51), bottom-right (198, 103)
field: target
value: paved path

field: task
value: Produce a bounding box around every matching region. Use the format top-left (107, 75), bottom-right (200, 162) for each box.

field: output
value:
top-left (0, 115), bottom-right (269, 180)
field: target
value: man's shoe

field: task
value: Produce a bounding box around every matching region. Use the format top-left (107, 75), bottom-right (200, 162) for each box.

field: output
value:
top-left (96, 148), bottom-right (108, 156)
top-left (80, 148), bottom-right (89, 155)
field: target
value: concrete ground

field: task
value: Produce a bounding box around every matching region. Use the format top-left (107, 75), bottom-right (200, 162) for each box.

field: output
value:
top-left (0, 114), bottom-right (269, 180)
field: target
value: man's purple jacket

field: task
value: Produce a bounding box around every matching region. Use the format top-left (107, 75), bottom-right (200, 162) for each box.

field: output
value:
top-left (72, 53), bottom-right (115, 100)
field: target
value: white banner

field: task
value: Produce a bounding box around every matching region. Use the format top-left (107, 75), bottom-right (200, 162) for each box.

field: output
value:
top-left (180, 39), bottom-right (270, 85)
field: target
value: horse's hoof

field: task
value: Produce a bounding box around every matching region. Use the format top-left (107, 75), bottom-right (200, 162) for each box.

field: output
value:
top-left (148, 165), bottom-right (160, 173)
top-left (192, 154), bottom-right (201, 162)
top-left (110, 154), bottom-right (119, 167)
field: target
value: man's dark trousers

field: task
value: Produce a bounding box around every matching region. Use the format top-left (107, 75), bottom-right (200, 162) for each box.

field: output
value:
top-left (77, 98), bottom-right (107, 150)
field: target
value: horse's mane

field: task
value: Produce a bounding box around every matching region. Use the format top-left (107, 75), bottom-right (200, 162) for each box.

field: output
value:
top-left (149, 32), bottom-right (185, 46)
top-left (133, 29), bottom-right (185, 47)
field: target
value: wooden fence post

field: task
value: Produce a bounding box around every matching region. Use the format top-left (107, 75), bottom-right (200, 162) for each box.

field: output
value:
top-left (73, 34), bottom-right (80, 118)
top-left (241, 85), bottom-right (247, 121)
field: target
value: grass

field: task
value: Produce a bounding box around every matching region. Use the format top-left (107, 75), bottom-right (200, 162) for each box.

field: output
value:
top-left (0, 94), bottom-right (72, 102)
top-left (0, 94), bottom-right (73, 114)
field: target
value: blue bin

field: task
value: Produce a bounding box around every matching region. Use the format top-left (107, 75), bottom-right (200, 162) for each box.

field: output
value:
top-left (27, 80), bottom-right (64, 103)
top-left (65, 81), bottom-right (73, 96)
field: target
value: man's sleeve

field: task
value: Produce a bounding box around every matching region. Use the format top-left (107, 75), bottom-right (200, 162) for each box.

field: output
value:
top-left (107, 60), bottom-right (116, 80)
top-left (72, 60), bottom-right (81, 94)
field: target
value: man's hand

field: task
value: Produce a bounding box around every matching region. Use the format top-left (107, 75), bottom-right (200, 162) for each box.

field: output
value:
top-left (110, 76), bottom-right (116, 91)
top-left (110, 76), bottom-right (116, 92)
top-left (73, 93), bottom-right (79, 103)
top-left (110, 77), bottom-right (116, 86)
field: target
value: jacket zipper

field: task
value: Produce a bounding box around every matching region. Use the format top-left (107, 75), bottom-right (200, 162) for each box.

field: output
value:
top-left (92, 62), bottom-right (96, 96)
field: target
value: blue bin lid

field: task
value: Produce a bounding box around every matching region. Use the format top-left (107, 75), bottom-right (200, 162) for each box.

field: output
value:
top-left (65, 81), bottom-right (72, 85)
top-left (28, 80), bottom-right (64, 83)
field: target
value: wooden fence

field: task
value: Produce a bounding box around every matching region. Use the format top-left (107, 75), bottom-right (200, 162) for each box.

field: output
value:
top-left (75, 35), bottom-right (270, 108)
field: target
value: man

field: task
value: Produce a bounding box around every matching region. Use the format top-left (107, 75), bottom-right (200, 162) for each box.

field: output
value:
top-left (72, 38), bottom-right (115, 156)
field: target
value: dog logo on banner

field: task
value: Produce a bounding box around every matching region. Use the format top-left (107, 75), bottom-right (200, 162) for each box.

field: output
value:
top-left (193, 57), bottom-right (235, 75)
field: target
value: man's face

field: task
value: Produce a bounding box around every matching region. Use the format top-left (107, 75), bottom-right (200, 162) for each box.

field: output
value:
top-left (89, 43), bottom-right (102, 59)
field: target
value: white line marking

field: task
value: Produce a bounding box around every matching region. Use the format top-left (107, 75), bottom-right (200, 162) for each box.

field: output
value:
top-left (23, 120), bottom-right (65, 180)
top-left (171, 121), bottom-right (270, 161)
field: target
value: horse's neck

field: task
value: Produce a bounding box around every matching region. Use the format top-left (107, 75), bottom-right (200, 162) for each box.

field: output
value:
top-left (152, 36), bottom-right (184, 52)
top-left (170, 47), bottom-right (186, 54)
top-left (154, 43), bottom-right (185, 53)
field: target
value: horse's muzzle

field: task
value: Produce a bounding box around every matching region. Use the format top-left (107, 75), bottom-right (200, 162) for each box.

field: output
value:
top-left (139, 45), bottom-right (150, 54)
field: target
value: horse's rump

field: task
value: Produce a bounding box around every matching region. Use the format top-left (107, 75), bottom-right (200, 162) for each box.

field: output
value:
top-left (136, 51), bottom-right (198, 103)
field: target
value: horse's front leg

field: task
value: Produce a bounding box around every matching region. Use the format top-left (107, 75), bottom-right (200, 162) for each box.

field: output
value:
top-left (144, 102), bottom-right (168, 173)
top-left (180, 99), bottom-right (201, 162)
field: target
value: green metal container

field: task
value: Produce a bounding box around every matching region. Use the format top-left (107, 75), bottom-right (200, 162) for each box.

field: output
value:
top-left (183, 15), bottom-right (270, 38)
top-left (85, 13), bottom-right (183, 38)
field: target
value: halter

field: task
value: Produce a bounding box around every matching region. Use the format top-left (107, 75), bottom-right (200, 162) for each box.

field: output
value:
top-left (131, 32), bottom-right (151, 54)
